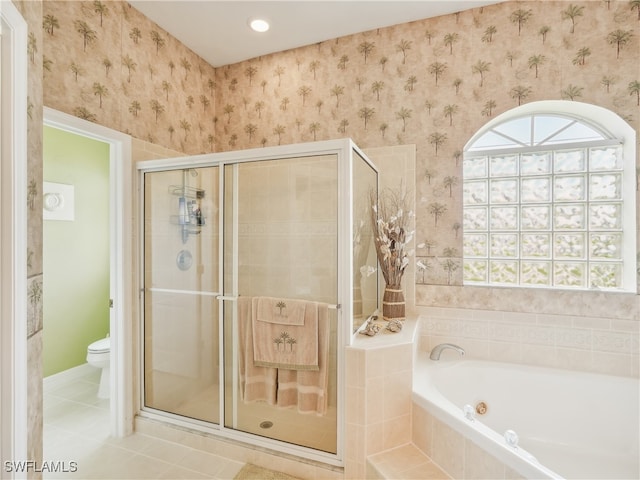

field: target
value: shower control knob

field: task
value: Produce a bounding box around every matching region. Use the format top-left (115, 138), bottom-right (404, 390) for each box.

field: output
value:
top-left (504, 429), bottom-right (519, 447)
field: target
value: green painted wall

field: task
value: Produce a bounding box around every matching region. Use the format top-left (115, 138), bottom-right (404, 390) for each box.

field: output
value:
top-left (43, 126), bottom-right (110, 377)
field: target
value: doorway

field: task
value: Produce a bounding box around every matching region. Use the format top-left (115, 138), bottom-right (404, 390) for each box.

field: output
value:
top-left (43, 107), bottom-right (133, 438)
top-left (43, 126), bottom-right (110, 380)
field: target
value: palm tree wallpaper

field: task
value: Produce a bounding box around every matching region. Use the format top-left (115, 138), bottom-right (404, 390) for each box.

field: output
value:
top-left (43, 1), bottom-right (217, 155)
top-left (39, 0), bottom-right (639, 290)
top-left (7, 0), bottom-right (640, 471)
top-left (210, 0), bottom-right (639, 288)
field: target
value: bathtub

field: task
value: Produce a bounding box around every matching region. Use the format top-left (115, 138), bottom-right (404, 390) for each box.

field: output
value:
top-left (412, 352), bottom-right (639, 479)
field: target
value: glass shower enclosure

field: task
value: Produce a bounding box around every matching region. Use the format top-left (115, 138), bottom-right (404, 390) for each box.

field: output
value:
top-left (138, 139), bottom-right (378, 464)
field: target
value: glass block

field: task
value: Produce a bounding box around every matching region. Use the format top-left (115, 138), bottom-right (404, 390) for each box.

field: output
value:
top-left (463, 156), bottom-right (488, 178)
top-left (521, 177), bottom-right (550, 202)
top-left (490, 155), bottom-right (518, 177)
top-left (463, 207), bottom-right (487, 231)
top-left (490, 260), bottom-right (518, 284)
top-left (589, 146), bottom-right (622, 171)
top-left (521, 152), bottom-right (551, 175)
top-left (554, 204), bottom-right (585, 229)
top-left (463, 181), bottom-right (487, 205)
top-left (589, 203), bottom-right (622, 229)
top-left (490, 234), bottom-right (518, 257)
top-left (490, 179), bottom-right (518, 203)
top-left (554, 175), bottom-right (586, 201)
top-left (590, 174), bottom-right (621, 200)
top-left (554, 262), bottom-right (585, 288)
top-left (490, 207), bottom-right (518, 230)
top-left (522, 261), bottom-right (551, 285)
top-left (522, 205), bottom-right (551, 230)
top-left (522, 234), bottom-right (551, 258)
top-left (589, 262), bottom-right (622, 289)
top-left (464, 260), bottom-right (487, 283)
top-left (463, 233), bottom-right (487, 257)
top-left (554, 149), bottom-right (585, 173)
top-left (590, 233), bottom-right (622, 259)
top-left (554, 233), bottom-right (585, 259)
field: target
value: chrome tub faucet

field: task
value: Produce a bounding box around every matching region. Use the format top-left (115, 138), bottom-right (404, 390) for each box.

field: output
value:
top-left (429, 343), bottom-right (465, 360)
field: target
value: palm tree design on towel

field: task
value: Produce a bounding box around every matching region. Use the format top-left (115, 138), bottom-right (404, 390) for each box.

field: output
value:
top-left (276, 300), bottom-right (287, 316)
top-left (273, 332), bottom-right (297, 352)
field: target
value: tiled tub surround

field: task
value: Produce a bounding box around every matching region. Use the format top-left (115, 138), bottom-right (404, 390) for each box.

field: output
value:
top-left (415, 296), bottom-right (639, 378)
top-left (345, 323), bottom-right (416, 479)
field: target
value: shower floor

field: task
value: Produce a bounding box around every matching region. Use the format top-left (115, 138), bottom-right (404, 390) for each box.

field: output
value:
top-left (174, 384), bottom-right (337, 454)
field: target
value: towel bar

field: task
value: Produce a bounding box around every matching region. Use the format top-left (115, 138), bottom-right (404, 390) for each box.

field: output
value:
top-left (217, 295), bottom-right (340, 310)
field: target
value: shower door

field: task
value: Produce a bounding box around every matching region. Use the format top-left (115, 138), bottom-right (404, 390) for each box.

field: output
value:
top-left (142, 166), bottom-right (220, 424)
top-left (139, 139), bottom-right (376, 465)
top-left (222, 154), bottom-right (339, 454)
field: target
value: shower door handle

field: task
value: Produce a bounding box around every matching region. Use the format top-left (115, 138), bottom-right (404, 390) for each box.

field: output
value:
top-left (216, 295), bottom-right (238, 302)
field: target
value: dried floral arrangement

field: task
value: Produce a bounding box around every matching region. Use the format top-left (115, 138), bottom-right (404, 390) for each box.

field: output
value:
top-left (369, 187), bottom-right (415, 289)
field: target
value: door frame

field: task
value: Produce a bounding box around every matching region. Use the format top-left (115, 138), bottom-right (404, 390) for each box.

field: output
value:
top-left (43, 107), bottom-right (133, 438)
top-left (0, 2), bottom-right (28, 477)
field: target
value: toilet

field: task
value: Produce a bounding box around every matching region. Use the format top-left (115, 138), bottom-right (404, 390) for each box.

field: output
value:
top-left (86, 336), bottom-right (110, 399)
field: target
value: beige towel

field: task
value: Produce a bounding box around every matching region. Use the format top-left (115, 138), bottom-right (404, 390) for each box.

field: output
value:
top-left (252, 297), bottom-right (319, 371)
top-left (276, 303), bottom-right (330, 415)
top-left (238, 297), bottom-right (277, 405)
top-left (256, 297), bottom-right (307, 325)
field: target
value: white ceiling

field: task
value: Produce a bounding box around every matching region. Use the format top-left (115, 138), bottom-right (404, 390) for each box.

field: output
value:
top-left (129, 1), bottom-right (504, 67)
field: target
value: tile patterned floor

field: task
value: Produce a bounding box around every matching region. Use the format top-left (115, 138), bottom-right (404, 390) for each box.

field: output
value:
top-left (43, 367), bottom-right (245, 479)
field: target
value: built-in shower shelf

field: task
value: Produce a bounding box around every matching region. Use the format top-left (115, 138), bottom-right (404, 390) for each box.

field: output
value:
top-left (169, 215), bottom-right (204, 230)
top-left (168, 185), bottom-right (205, 199)
top-left (169, 184), bottom-right (205, 244)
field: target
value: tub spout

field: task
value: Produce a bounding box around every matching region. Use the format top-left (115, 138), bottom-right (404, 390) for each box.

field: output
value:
top-left (429, 343), bottom-right (465, 360)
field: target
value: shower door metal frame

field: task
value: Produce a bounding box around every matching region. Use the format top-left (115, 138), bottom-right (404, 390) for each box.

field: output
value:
top-left (136, 138), bottom-right (378, 467)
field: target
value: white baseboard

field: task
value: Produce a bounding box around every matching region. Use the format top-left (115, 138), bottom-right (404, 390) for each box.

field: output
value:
top-left (44, 363), bottom-right (96, 392)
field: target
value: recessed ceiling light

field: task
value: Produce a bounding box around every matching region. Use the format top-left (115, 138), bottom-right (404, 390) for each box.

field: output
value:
top-left (249, 18), bottom-right (270, 33)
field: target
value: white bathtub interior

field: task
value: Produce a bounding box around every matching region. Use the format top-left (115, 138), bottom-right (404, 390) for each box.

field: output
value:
top-left (413, 351), bottom-right (639, 480)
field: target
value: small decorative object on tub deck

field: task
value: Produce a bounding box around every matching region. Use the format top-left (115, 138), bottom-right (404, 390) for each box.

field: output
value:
top-left (359, 316), bottom-right (380, 336)
top-left (386, 318), bottom-right (403, 332)
top-left (370, 186), bottom-right (414, 324)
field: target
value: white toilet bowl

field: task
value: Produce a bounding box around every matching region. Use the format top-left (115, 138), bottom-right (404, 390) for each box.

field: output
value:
top-left (87, 336), bottom-right (110, 399)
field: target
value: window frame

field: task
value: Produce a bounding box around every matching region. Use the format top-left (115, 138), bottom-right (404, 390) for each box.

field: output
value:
top-left (462, 101), bottom-right (636, 293)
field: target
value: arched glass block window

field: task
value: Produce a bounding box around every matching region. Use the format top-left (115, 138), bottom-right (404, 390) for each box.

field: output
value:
top-left (463, 102), bottom-right (636, 292)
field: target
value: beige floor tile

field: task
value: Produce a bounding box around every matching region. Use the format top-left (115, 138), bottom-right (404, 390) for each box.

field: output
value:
top-left (176, 449), bottom-right (229, 477)
top-left (213, 460), bottom-right (245, 480)
top-left (136, 436), bottom-right (194, 465)
top-left (158, 464), bottom-right (212, 479)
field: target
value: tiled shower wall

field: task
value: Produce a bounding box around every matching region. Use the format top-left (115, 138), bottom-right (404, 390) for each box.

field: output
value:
top-left (237, 155), bottom-right (338, 304)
